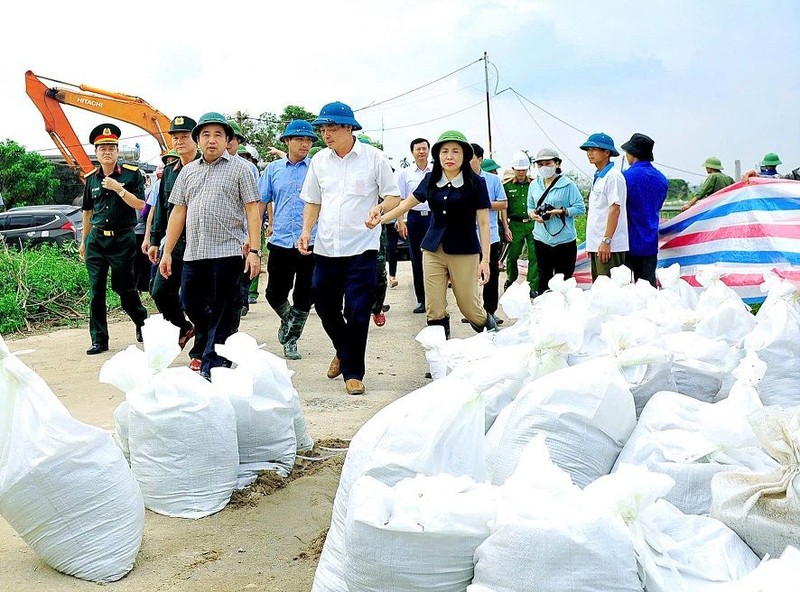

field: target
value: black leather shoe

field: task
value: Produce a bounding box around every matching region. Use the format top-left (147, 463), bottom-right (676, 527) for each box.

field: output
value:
top-left (381, 304), bottom-right (390, 312)
top-left (86, 343), bottom-right (108, 355)
top-left (135, 325), bottom-right (143, 343)
top-left (413, 303), bottom-right (425, 314)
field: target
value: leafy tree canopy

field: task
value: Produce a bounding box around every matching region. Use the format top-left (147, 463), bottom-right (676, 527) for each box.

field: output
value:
top-left (0, 139), bottom-right (59, 208)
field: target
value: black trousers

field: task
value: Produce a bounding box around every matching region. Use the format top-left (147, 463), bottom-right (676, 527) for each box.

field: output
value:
top-left (406, 210), bottom-right (430, 306)
top-left (626, 253), bottom-right (658, 287)
top-left (482, 241), bottom-right (501, 316)
top-left (533, 239), bottom-right (577, 293)
top-left (265, 243), bottom-right (315, 312)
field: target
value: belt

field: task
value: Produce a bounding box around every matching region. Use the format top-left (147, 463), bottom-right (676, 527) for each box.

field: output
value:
top-left (509, 216), bottom-right (531, 223)
top-left (408, 210), bottom-right (429, 217)
top-left (95, 228), bottom-right (129, 236)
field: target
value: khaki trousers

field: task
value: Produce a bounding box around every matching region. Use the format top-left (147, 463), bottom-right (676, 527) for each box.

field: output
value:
top-left (423, 246), bottom-right (487, 326)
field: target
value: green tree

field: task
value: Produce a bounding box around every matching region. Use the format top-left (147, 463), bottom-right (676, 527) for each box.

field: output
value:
top-left (667, 178), bottom-right (689, 201)
top-left (0, 139), bottom-right (59, 209)
top-left (227, 105), bottom-right (325, 164)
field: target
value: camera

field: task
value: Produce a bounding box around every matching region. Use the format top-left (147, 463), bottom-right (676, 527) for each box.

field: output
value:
top-left (534, 203), bottom-right (556, 221)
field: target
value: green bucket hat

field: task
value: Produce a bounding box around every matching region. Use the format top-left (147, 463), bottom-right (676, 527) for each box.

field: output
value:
top-left (308, 146), bottom-right (323, 159)
top-left (192, 112), bottom-right (234, 142)
top-left (160, 148), bottom-right (180, 164)
top-left (760, 152), bottom-right (782, 167)
top-left (432, 130), bottom-right (473, 162)
top-left (480, 158), bottom-right (501, 172)
top-left (227, 120), bottom-right (247, 142)
top-left (702, 156), bottom-right (723, 171)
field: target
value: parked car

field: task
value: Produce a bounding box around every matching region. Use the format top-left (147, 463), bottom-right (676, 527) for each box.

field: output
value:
top-left (0, 205), bottom-right (83, 250)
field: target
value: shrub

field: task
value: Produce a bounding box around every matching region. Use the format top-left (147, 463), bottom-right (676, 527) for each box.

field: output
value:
top-left (0, 243), bottom-right (120, 334)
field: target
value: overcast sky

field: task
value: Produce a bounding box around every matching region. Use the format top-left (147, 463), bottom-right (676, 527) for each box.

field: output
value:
top-left (4, 0), bottom-right (798, 182)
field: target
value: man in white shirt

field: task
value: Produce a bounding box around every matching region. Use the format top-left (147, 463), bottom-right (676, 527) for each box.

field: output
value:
top-left (395, 137), bottom-right (431, 313)
top-left (580, 132), bottom-right (628, 280)
top-left (298, 101), bottom-right (400, 396)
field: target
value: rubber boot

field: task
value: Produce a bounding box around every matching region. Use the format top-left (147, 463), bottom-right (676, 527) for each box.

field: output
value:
top-left (275, 301), bottom-right (291, 345)
top-left (426, 315), bottom-right (451, 340)
top-left (283, 308), bottom-right (309, 360)
top-left (470, 313), bottom-right (498, 334)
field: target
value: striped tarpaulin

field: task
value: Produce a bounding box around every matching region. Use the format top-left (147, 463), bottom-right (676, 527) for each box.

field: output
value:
top-left (573, 178), bottom-right (800, 303)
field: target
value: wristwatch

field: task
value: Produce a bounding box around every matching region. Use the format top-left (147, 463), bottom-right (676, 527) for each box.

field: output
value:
top-left (602, 237), bottom-right (612, 245)
top-left (117, 187), bottom-right (125, 197)
top-left (249, 249), bottom-right (261, 256)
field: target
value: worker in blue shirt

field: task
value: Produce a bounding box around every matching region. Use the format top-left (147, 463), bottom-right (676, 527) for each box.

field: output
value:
top-left (258, 120), bottom-right (318, 360)
top-left (620, 133), bottom-right (668, 287)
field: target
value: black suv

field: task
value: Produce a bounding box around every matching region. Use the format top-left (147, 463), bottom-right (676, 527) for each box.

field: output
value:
top-left (0, 205), bottom-right (83, 250)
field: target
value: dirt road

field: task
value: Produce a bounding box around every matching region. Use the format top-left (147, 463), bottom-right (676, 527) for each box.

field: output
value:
top-left (0, 262), bottom-right (504, 591)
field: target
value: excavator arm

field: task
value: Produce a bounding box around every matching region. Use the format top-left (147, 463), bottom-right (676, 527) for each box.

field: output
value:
top-left (25, 70), bottom-right (172, 182)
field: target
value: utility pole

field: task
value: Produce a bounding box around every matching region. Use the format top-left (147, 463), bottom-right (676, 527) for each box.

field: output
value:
top-left (484, 51), bottom-right (493, 158)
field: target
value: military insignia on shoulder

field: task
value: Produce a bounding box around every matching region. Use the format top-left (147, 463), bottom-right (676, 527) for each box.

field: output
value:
top-left (122, 164), bottom-right (139, 172)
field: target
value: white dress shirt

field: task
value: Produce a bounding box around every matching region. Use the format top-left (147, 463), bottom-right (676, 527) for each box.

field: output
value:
top-left (397, 162), bottom-right (431, 213)
top-left (301, 139), bottom-right (400, 257)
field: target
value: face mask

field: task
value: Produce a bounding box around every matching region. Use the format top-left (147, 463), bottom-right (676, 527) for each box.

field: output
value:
top-left (538, 165), bottom-right (556, 179)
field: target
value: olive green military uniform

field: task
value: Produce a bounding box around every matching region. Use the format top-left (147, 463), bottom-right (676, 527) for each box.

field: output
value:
top-left (150, 153), bottom-right (206, 360)
top-left (503, 178), bottom-right (538, 293)
top-left (82, 163), bottom-right (148, 346)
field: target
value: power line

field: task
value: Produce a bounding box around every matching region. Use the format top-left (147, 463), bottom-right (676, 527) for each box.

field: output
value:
top-left (362, 98), bottom-right (487, 133)
top-left (354, 57), bottom-right (484, 112)
top-left (511, 90), bottom-right (591, 178)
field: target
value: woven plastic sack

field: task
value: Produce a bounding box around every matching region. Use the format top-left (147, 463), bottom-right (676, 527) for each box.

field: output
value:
top-left (0, 337), bottom-right (143, 582)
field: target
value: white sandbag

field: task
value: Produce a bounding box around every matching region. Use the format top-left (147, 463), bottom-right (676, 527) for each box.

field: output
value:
top-left (587, 466), bottom-right (759, 592)
top-left (415, 325), bottom-right (448, 379)
top-left (112, 400), bottom-right (131, 464)
top-left (661, 331), bottom-right (743, 402)
top-left (0, 337), bottom-right (143, 582)
top-left (344, 474), bottom-right (497, 592)
top-left (217, 332), bottom-right (313, 452)
top-left (718, 546), bottom-right (800, 591)
top-left (486, 359), bottom-right (636, 488)
top-left (711, 406), bottom-right (800, 559)
top-left (693, 267), bottom-right (756, 345)
top-left (473, 435), bottom-right (643, 592)
top-left (656, 263), bottom-right (699, 310)
top-left (312, 378), bottom-right (486, 592)
top-left (100, 316), bottom-right (239, 519)
top-left (613, 355), bottom-right (777, 515)
top-left (744, 276), bottom-right (800, 407)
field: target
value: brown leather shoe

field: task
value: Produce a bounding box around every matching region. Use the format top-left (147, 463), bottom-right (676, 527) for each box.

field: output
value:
top-left (326, 355), bottom-right (341, 379)
top-left (345, 379), bottom-right (366, 395)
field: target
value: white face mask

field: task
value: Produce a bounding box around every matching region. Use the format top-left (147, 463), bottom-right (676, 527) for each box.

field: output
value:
top-left (538, 165), bottom-right (556, 179)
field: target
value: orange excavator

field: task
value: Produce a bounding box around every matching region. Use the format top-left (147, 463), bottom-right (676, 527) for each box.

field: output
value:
top-left (25, 70), bottom-right (172, 182)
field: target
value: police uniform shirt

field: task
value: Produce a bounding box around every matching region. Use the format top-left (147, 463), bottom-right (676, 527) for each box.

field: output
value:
top-left (82, 164), bottom-right (144, 231)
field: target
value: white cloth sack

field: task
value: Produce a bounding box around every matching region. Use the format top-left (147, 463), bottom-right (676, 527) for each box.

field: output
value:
top-left (215, 334), bottom-right (297, 483)
top-left (217, 332), bottom-right (312, 452)
top-left (344, 474), bottom-right (497, 592)
top-left (587, 466), bottom-right (759, 592)
top-left (312, 378), bottom-right (486, 592)
top-left (711, 406), bottom-right (800, 559)
top-left (743, 276), bottom-right (800, 407)
top-left (661, 331), bottom-right (743, 402)
top-left (0, 337), bottom-right (143, 582)
top-left (613, 354), bottom-right (777, 515)
top-left (474, 438), bottom-right (641, 592)
top-left (100, 316), bottom-right (239, 519)
top-left (486, 359), bottom-right (636, 488)
top-left (717, 546), bottom-right (800, 591)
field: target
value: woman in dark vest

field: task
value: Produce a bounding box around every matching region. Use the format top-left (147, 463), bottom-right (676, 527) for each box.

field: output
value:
top-left (380, 130), bottom-right (497, 338)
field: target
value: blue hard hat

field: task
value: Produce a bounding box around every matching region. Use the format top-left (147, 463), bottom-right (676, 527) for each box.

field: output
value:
top-left (580, 132), bottom-right (619, 157)
top-left (279, 119), bottom-right (317, 142)
top-left (311, 101), bottom-right (362, 131)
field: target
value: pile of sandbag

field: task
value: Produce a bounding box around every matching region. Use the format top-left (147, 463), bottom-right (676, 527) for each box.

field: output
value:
top-left (313, 264), bottom-right (800, 591)
top-left (0, 336), bottom-right (143, 582)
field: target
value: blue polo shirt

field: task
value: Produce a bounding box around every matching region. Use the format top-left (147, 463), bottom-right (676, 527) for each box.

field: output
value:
top-left (259, 156), bottom-right (316, 249)
top-left (623, 161), bottom-right (668, 256)
top-left (478, 170), bottom-right (505, 244)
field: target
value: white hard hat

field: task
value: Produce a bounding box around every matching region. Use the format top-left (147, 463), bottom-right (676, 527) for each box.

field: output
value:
top-left (247, 144), bottom-right (259, 160)
top-left (511, 151), bottom-right (531, 170)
